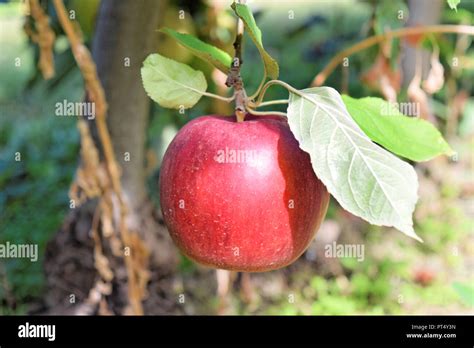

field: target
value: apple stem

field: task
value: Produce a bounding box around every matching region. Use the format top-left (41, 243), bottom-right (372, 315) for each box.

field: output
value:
top-left (226, 0), bottom-right (247, 123)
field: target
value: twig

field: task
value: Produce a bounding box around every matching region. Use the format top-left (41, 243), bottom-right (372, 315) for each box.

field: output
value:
top-left (248, 99), bottom-right (288, 108)
top-left (202, 91), bottom-right (235, 102)
top-left (26, 0), bottom-right (55, 79)
top-left (246, 107), bottom-right (287, 117)
top-left (226, 0), bottom-right (247, 122)
top-left (52, 0), bottom-right (144, 315)
top-left (312, 25), bottom-right (474, 87)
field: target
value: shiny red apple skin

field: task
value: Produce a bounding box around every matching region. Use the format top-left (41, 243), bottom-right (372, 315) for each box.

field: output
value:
top-left (159, 114), bottom-right (329, 272)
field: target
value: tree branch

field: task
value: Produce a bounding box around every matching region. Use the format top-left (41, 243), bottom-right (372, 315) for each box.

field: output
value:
top-left (312, 24), bottom-right (474, 87)
top-left (226, 0), bottom-right (247, 122)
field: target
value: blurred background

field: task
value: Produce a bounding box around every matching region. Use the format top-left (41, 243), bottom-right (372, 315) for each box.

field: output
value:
top-left (0, 0), bottom-right (473, 315)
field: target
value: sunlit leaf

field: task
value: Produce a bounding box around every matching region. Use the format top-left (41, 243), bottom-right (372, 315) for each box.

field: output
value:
top-left (231, 2), bottom-right (279, 79)
top-left (160, 28), bottom-right (232, 73)
top-left (141, 53), bottom-right (207, 109)
top-left (342, 95), bottom-right (454, 161)
top-left (287, 87), bottom-right (421, 241)
top-left (447, 0), bottom-right (461, 11)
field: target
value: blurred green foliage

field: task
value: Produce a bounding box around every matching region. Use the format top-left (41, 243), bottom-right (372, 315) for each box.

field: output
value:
top-left (1, 0), bottom-right (473, 315)
top-left (0, 1), bottom-right (81, 312)
top-left (0, 117), bottom-right (79, 304)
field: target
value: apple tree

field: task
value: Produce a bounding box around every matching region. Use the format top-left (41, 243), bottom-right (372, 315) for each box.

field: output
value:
top-left (141, 1), bottom-right (466, 272)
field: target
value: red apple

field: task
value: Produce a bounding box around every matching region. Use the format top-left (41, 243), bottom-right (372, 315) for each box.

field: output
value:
top-left (159, 114), bottom-right (329, 272)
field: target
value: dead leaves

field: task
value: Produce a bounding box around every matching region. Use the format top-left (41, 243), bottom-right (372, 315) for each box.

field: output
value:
top-left (125, 233), bottom-right (151, 313)
top-left (407, 65), bottom-right (431, 120)
top-left (407, 46), bottom-right (445, 120)
top-left (361, 37), bottom-right (446, 121)
top-left (423, 48), bottom-right (445, 94)
top-left (69, 120), bottom-right (150, 315)
top-left (361, 42), bottom-right (401, 103)
top-left (69, 121), bottom-right (107, 204)
top-left (25, 0), bottom-right (55, 79)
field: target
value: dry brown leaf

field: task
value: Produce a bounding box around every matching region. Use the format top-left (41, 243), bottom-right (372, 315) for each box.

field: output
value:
top-left (100, 197), bottom-right (114, 238)
top-left (404, 33), bottom-right (425, 47)
top-left (94, 251), bottom-right (114, 282)
top-left (27, 0), bottom-right (55, 79)
top-left (69, 121), bottom-right (108, 205)
top-left (78, 121), bottom-right (100, 170)
top-left (361, 48), bottom-right (401, 102)
top-left (407, 49), bottom-right (432, 120)
top-left (423, 49), bottom-right (444, 94)
top-left (126, 233), bottom-right (151, 300)
top-left (407, 73), bottom-right (431, 119)
top-left (109, 235), bottom-right (123, 257)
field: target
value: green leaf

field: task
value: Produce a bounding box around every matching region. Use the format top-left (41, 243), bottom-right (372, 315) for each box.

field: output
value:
top-left (141, 53), bottom-right (207, 109)
top-left (374, 0), bottom-right (408, 35)
top-left (452, 282), bottom-right (474, 306)
top-left (342, 96), bottom-right (454, 162)
top-left (447, 0), bottom-right (461, 11)
top-left (287, 87), bottom-right (421, 241)
top-left (160, 28), bottom-right (232, 73)
top-left (231, 2), bottom-right (279, 79)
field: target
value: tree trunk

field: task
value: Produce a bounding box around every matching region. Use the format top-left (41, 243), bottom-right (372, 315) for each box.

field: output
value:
top-left (90, 0), bottom-right (176, 266)
top-left (92, 0), bottom-right (160, 208)
top-left (44, 0), bottom-right (178, 314)
top-left (402, 0), bottom-right (443, 85)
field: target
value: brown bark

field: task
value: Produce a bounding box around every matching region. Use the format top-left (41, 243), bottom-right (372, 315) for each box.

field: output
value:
top-left (44, 0), bottom-right (178, 314)
top-left (92, 0), bottom-right (164, 208)
top-left (90, 0), bottom-right (176, 268)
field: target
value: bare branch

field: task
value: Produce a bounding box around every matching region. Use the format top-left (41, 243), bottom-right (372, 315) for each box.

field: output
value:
top-left (26, 0), bottom-right (55, 79)
top-left (226, 0), bottom-right (247, 122)
top-left (313, 25), bottom-right (474, 87)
